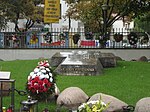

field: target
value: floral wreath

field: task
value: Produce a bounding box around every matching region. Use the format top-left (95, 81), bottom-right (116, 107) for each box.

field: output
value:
top-left (73, 33), bottom-right (80, 44)
top-left (26, 60), bottom-right (56, 100)
top-left (30, 33), bottom-right (38, 44)
top-left (114, 33), bottom-right (123, 42)
top-left (127, 32), bottom-right (138, 45)
top-left (43, 32), bottom-right (52, 43)
top-left (140, 33), bottom-right (149, 45)
top-left (85, 32), bottom-right (93, 40)
top-left (58, 32), bottom-right (66, 41)
top-left (12, 34), bottom-right (19, 42)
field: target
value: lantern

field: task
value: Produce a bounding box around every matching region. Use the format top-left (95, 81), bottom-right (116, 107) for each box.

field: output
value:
top-left (20, 96), bottom-right (38, 112)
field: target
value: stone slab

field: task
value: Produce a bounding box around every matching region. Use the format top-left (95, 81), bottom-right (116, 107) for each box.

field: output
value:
top-left (50, 52), bottom-right (73, 67)
top-left (54, 51), bottom-right (103, 75)
top-left (99, 53), bottom-right (117, 68)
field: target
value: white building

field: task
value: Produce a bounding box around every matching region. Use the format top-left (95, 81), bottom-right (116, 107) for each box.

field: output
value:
top-left (112, 20), bottom-right (134, 34)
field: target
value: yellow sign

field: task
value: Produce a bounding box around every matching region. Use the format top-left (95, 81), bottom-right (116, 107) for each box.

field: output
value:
top-left (44, 0), bottom-right (60, 23)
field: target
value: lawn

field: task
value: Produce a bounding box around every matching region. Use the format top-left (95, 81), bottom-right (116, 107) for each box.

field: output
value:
top-left (0, 59), bottom-right (150, 111)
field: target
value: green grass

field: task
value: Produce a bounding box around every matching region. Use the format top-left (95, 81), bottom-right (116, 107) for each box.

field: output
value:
top-left (0, 60), bottom-right (150, 111)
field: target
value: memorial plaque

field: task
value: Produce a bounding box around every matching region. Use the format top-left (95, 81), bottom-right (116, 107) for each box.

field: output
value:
top-left (0, 71), bottom-right (10, 80)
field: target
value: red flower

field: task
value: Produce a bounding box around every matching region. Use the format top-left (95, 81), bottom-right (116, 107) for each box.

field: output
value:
top-left (38, 80), bottom-right (43, 86)
top-left (43, 88), bottom-right (48, 92)
top-left (34, 76), bottom-right (40, 82)
top-left (43, 78), bottom-right (48, 84)
top-left (33, 83), bottom-right (39, 90)
top-left (31, 89), bottom-right (36, 93)
top-left (47, 82), bottom-right (52, 88)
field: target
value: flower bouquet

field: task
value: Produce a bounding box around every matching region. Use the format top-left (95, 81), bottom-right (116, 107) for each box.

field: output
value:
top-left (26, 60), bottom-right (56, 101)
top-left (78, 98), bottom-right (109, 112)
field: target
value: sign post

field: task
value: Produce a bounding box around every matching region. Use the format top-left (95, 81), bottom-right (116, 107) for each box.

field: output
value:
top-left (44, 0), bottom-right (60, 23)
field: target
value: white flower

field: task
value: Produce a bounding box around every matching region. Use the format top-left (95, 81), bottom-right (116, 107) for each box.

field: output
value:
top-left (28, 76), bottom-right (31, 80)
top-left (34, 68), bottom-right (39, 73)
top-left (49, 73), bottom-right (53, 77)
top-left (40, 66), bottom-right (45, 70)
top-left (87, 100), bottom-right (99, 105)
top-left (78, 103), bottom-right (86, 111)
top-left (41, 70), bottom-right (46, 74)
top-left (39, 75), bottom-right (45, 79)
top-left (46, 68), bottom-right (50, 72)
top-left (36, 72), bottom-right (42, 76)
top-left (101, 101), bottom-right (106, 106)
top-left (30, 72), bottom-right (34, 76)
top-left (45, 74), bottom-right (49, 79)
top-left (32, 74), bottom-right (37, 79)
top-left (49, 77), bottom-right (53, 82)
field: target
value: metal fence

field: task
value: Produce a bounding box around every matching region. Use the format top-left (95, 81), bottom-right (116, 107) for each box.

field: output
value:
top-left (0, 28), bottom-right (150, 49)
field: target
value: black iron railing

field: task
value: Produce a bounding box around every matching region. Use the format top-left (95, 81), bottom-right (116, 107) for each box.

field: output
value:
top-left (0, 28), bottom-right (149, 49)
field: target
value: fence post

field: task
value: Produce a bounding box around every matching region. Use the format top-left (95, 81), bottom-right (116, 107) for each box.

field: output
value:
top-left (64, 32), bottom-right (69, 48)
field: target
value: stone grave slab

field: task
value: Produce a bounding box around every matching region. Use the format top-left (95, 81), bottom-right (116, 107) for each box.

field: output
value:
top-left (50, 52), bottom-right (72, 67)
top-left (54, 51), bottom-right (103, 75)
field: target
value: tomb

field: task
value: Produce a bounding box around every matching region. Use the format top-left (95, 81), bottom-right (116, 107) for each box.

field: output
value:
top-left (51, 51), bottom-right (116, 76)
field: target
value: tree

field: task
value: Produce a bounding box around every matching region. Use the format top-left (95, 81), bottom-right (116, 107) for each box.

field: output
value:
top-left (65, 0), bottom-right (150, 31)
top-left (64, 0), bottom-right (150, 46)
top-left (0, 0), bottom-right (13, 30)
top-left (0, 0), bottom-right (44, 32)
top-left (134, 11), bottom-right (150, 33)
